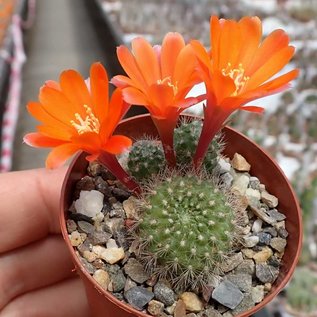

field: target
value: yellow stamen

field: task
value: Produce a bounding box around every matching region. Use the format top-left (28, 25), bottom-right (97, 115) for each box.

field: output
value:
top-left (222, 62), bottom-right (249, 95)
top-left (157, 76), bottom-right (178, 95)
top-left (71, 105), bottom-right (100, 135)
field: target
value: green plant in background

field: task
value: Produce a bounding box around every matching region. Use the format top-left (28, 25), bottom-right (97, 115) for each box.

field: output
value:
top-left (134, 173), bottom-right (242, 289)
top-left (287, 267), bottom-right (317, 314)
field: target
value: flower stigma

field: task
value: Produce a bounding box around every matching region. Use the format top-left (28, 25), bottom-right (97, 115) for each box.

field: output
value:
top-left (157, 76), bottom-right (178, 95)
top-left (222, 63), bottom-right (249, 95)
top-left (71, 105), bottom-right (100, 135)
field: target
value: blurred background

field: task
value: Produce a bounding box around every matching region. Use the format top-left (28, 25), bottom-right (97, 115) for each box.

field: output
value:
top-left (0, 0), bottom-right (316, 316)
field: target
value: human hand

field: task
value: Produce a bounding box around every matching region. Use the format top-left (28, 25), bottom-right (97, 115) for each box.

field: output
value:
top-left (0, 168), bottom-right (90, 316)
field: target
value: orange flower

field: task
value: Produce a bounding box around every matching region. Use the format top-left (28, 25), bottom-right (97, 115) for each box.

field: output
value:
top-left (24, 63), bottom-right (140, 192)
top-left (111, 32), bottom-right (200, 166)
top-left (191, 16), bottom-right (299, 168)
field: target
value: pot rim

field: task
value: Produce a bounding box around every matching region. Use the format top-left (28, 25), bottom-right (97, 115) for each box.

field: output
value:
top-left (60, 113), bottom-right (303, 317)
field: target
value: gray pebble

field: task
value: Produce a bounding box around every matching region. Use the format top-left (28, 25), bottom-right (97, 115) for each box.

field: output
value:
top-left (256, 264), bottom-right (279, 283)
top-left (278, 227), bottom-right (289, 239)
top-left (226, 273), bottom-right (252, 292)
top-left (125, 286), bottom-right (154, 310)
top-left (78, 221), bottom-right (95, 234)
top-left (154, 282), bottom-right (175, 306)
top-left (222, 252), bottom-right (244, 273)
top-left (262, 227), bottom-right (278, 237)
top-left (270, 237), bottom-right (287, 253)
top-left (124, 258), bottom-right (150, 284)
top-left (220, 172), bottom-right (234, 188)
top-left (257, 232), bottom-right (272, 246)
top-left (235, 260), bottom-right (255, 276)
top-left (79, 256), bottom-right (96, 274)
top-left (249, 177), bottom-right (260, 190)
top-left (212, 280), bottom-right (244, 310)
top-left (231, 293), bottom-right (255, 315)
top-left (266, 209), bottom-right (286, 222)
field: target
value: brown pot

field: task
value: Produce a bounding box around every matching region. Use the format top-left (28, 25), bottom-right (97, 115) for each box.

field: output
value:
top-left (60, 114), bottom-right (302, 317)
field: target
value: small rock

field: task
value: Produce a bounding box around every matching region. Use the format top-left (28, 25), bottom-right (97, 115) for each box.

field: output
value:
top-left (124, 277), bottom-right (137, 292)
top-left (102, 247), bottom-right (125, 264)
top-left (109, 202), bottom-right (126, 218)
top-left (218, 158), bottom-right (231, 174)
top-left (147, 300), bottom-right (164, 316)
top-left (125, 286), bottom-right (154, 310)
top-left (106, 217), bottom-right (125, 234)
top-left (245, 188), bottom-right (261, 205)
top-left (123, 196), bottom-right (139, 219)
top-left (165, 302), bottom-right (176, 315)
top-left (222, 252), bottom-right (244, 273)
top-left (112, 188), bottom-right (131, 202)
top-left (186, 313), bottom-right (198, 317)
top-left (74, 190), bottom-right (104, 218)
top-left (249, 204), bottom-right (276, 225)
top-left (274, 221), bottom-right (286, 230)
top-left (79, 256), bottom-right (96, 274)
top-left (174, 300), bottom-right (186, 317)
top-left (235, 259), bottom-right (255, 275)
top-left (88, 230), bottom-right (112, 245)
top-left (106, 238), bottom-right (118, 248)
top-left (154, 282), bottom-right (175, 306)
top-left (256, 264), bottom-right (279, 283)
top-left (257, 232), bottom-right (272, 246)
top-left (243, 235), bottom-right (259, 248)
top-left (241, 249), bottom-right (255, 259)
top-left (266, 209), bottom-right (286, 222)
top-left (232, 174), bottom-right (250, 196)
top-left (212, 280), bottom-right (244, 310)
top-left (252, 219), bottom-right (263, 233)
top-left (180, 292), bottom-right (204, 313)
top-left (249, 177), bottom-right (260, 190)
top-left (93, 269), bottom-right (110, 290)
top-left (202, 307), bottom-right (222, 317)
top-left (270, 237), bottom-right (287, 253)
top-left (69, 231), bottom-right (86, 246)
top-left (83, 250), bottom-right (98, 262)
top-left (251, 285), bottom-right (265, 303)
top-left (261, 191), bottom-right (278, 208)
top-left (66, 219), bottom-right (77, 233)
top-left (222, 312), bottom-right (233, 317)
top-left (226, 273), bottom-right (252, 292)
top-left (232, 153), bottom-right (251, 172)
top-left (220, 172), bottom-right (234, 188)
top-left (277, 227), bottom-right (289, 239)
top-left (94, 176), bottom-right (111, 197)
top-left (104, 264), bottom-right (126, 292)
top-left (264, 283), bottom-right (272, 292)
top-left (124, 258), bottom-right (150, 284)
top-left (231, 293), bottom-right (255, 315)
top-left (253, 247), bottom-right (273, 263)
top-left (262, 227), bottom-right (277, 237)
top-left (239, 225), bottom-right (251, 235)
top-left (78, 220), bottom-right (95, 234)
top-left (201, 284), bottom-right (214, 302)
top-left (75, 176), bottom-right (95, 192)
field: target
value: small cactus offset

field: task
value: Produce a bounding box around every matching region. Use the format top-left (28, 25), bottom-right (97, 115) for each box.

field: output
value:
top-left (133, 172), bottom-right (242, 290)
top-left (174, 120), bottom-right (224, 172)
top-left (127, 139), bottom-right (166, 181)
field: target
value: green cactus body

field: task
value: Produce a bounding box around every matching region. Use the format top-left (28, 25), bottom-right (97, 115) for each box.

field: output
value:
top-left (174, 120), bottom-right (223, 172)
top-left (136, 174), bottom-right (239, 289)
top-left (127, 121), bottom-right (224, 181)
top-left (127, 139), bottom-right (166, 181)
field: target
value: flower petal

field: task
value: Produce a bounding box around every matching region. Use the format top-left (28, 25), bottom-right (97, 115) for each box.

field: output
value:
top-left (60, 69), bottom-right (92, 113)
top-left (46, 144), bottom-right (80, 169)
top-left (103, 135), bottom-right (132, 154)
top-left (131, 37), bottom-right (161, 85)
top-left (23, 133), bottom-right (65, 147)
top-left (90, 62), bottom-right (109, 121)
top-left (122, 87), bottom-right (149, 106)
top-left (111, 75), bottom-right (136, 89)
top-left (116, 45), bottom-right (147, 90)
top-left (161, 32), bottom-right (185, 79)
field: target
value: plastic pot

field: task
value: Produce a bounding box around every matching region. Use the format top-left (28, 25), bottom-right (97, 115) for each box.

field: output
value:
top-left (60, 114), bottom-right (302, 317)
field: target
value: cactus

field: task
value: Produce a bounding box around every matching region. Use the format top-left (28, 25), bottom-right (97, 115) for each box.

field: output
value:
top-left (127, 120), bottom-right (224, 181)
top-left (133, 172), bottom-right (242, 290)
top-left (287, 267), bottom-right (317, 314)
top-left (174, 119), bottom-right (224, 172)
top-left (127, 139), bottom-right (166, 181)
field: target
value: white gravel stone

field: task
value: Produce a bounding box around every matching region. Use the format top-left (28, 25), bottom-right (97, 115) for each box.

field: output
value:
top-left (232, 174), bottom-right (250, 196)
top-left (252, 285), bottom-right (265, 303)
top-left (218, 157), bottom-right (231, 173)
top-left (245, 188), bottom-right (261, 204)
top-left (261, 191), bottom-right (278, 208)
top-left (252, 219), bottom-right (263, 233)
top-left (93, 269), bottom-right (110, 290)
top-left (74, 190), bottom-right (104, 217)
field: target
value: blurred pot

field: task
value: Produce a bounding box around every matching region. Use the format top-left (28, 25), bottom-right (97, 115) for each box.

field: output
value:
top-left (60, 114), bottom-right (302, 317)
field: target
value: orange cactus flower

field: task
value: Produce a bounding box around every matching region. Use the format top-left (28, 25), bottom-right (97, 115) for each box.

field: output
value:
top-left (111, 32), bottom-right (200, 166)
top-left (191, 16), bottom-right (299, 168)
top-left (24, 62), bottom-right (140, 192)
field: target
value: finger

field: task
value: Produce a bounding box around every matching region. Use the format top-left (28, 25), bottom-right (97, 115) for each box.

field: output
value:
top-left (0, 235), bottom-right (76, 309)
top-left (0, 167), bottom-right (66, 253)
top-left (0, 277), bottom-right (90, 317)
